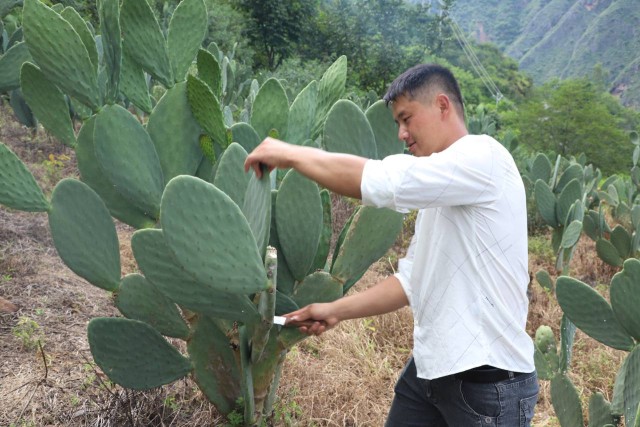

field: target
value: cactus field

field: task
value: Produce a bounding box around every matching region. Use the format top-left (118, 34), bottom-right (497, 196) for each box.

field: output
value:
top-left (0, 0), bottom-right (639, 426)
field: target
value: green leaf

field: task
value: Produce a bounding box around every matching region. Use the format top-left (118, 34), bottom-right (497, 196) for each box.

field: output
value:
top-left (48, 179), bottom-right (120, 291)
top-left (94, 104), bottom-right (164, 218)
top-left (0, 141), bottom-right (48, 212)
top-left (76, 118), bottom-right (156, 228)
top-left (276, 170), bottom-right (323, 281)
top-left (131, 229), bottom-right (259, 322)
top-left (324, 100), bottom-right (377, 159)
top-left (161, 176), bottom-right (268, 295)
top-left (187, 75), bottom-right (226, 150)
top-left (556, 276), bottom-right (634, 351)
top-left (167, 0), bottom-right (207, 82)
top-left (115, 274), bottom-right (189, 339)
top-left (20, 62), bottom-right (76, 147)
top-left (120, 0), bottom-right (172, 87)
top-left (366, 100), bottom-right (404, 159)
top-left (88, 318), bottom-right (191, 389)
top-left (596, 238), bottom-right (624, 267)
top-left (287, 80), bottom-right (317, 145)
top-left (147, 81), bottom-right (203, 184)
top-left (610, 259), bottom-right (640, 342)
top-left (196, 48), bottom-right (221, 97)
top-left (251, 78), bottom-right (289, 139)
top-left (551, 374), bottom-right (583, 427)
top-left (0, 41), bottom-right (31, 92)
top-left (23, 0), bottom-right (99, 109)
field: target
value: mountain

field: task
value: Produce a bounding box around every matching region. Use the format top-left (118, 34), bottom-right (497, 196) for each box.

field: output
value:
top-left (448, 0), bottom-right (640, 108)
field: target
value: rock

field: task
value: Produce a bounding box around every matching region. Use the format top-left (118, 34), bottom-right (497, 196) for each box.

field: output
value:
top-left (0, 296), bottom-right (18, 313)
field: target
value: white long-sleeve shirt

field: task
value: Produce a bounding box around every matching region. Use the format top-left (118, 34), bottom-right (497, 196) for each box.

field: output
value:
top-left (361, 134), bottom-right (535, 380)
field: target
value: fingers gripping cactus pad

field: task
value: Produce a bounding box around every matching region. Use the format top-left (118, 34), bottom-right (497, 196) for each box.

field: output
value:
top-left (131, 229), bottom-right (259, 323)
top-left (0, 142), bottom-right (49, 212)
top-left (161, 176), bottom-right (268, 295)
top-left (48, 179), bottom-right (121, 291)
top-left (88, 318), bottom-right (192, 390)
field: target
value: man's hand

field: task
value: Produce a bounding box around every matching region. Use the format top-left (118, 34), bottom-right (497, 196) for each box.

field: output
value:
top-left (244, 137), bottom-right (299, 179)
top-left (283, 303), bottom-right (340, 336)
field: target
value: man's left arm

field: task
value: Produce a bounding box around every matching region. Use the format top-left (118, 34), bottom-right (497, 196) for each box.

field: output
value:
top-left (244, 138), bottom-right (367, 199)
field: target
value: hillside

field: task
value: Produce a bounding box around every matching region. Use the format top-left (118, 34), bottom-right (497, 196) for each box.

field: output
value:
top-left (449, 0), bottom-right (640, 108)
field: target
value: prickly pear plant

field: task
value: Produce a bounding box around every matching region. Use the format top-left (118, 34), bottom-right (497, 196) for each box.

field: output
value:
top-left (529, 153), bottom-right (601, 273)
top-left (555, 259), bottom-right (640, 427)
top-left (2, 1), bottom-right (407, 424)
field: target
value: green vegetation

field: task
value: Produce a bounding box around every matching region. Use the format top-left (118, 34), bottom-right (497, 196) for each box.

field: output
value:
top-left (1, 0), bottom-right (640, 425)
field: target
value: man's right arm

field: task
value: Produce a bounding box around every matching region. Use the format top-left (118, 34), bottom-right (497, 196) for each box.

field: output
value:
top-left (284, 275), bottom-right (409, 335)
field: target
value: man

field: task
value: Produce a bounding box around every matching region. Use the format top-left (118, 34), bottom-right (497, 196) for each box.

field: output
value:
top-left (245, 64), bottom-right (538, 426)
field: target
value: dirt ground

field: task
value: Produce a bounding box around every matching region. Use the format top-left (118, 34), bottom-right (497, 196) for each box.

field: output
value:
top-left (0, 104), bottom-right (629, 426)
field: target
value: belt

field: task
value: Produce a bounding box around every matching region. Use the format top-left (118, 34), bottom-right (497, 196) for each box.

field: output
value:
top-left (454, 365), bottom-right (527, 383)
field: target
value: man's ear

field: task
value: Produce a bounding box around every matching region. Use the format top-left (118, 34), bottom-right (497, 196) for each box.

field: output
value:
top-left (435, 93), bottom-right (450, 114)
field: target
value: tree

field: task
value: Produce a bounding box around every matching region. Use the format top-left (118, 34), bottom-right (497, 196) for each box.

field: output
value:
top-left (236, 0), bottom-right (318, 70)
top-left (515, 78), bottom-right (631, 175)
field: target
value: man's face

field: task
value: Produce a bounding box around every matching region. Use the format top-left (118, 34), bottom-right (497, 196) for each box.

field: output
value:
top-left (391, 94), bottom-right (444, 157)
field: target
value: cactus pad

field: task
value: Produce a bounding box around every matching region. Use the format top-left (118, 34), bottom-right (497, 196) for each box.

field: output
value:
top-left (120, 0), bottom-right (172, 87)
top-left (131, 229), bottom-right (259, 322)
top-left (119, 51), bottom-right (152, 113)
top-left (551, 374), bottom-right (583, 427)
top-left (366, 100), bottom-right (404, 159)
top-left (188, 315), bottom-right (241, 415)
top-left (97, 0), bottom-right (121, 103)
top-left (332, 206), bottom-right (403, 292)
top-left (313, 55), bottom-right (347, 138)
top-left (276, 170), bottom-right (323, 281)
top-left (287, 80), bottom-right (318, 145)
top-left (167, 0), bottom-right (207, 82)
top-left (75, 118), bottom-right (156, 229)
top-left (0, 142), bottom-right (49, 212)
top-left (187, 75), bottom-right (226, 151)
top-left (60, 6), bottom-right (98, 72)
top-left (231, 122), bottom-right (261, 153)
top-left (147, 81), bottom-right (203, 184)
top-left (292, 271), bottom-right (343, 308)
top-left (115, 273), bottom-right (189, 339)
top-left (213, 142), bottom-right (250, 207)
top-left (161, 175), bottom-right (268, 295)
top-left (610, 259), bottom-right (640, 341)
top-left (242, 169), bottom-right (271, 259)
top-left (48, 179), bottom-right (121, 291)
top-left (197, 48), bottom-right (222, 97)
top-left (0, 41), bottom-right (31, 92)
top-left (23, 0), bottom-right (100, 110)
top-left (88, 318), bottom-right (192, 389)
top-left (556, 276), bottom-right (634, 351)
top-left (624, 346), bottom-right (640, 427)
top-left (94, 104), bottom-right (164, 218)
top-left (251, 78), bottom-right (289, 139)
top-left (20, 62), bottom-right (76, 147)
top-left (324, 100), bottom-right (377, 159)
top-left (534, 180), bottom-right (557, 228)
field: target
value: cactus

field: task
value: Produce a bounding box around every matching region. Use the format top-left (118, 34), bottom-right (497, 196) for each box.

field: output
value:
top-left (556, 259), bottom-right (640, 426)
top-left (0, 3), bottom-right (405, 423)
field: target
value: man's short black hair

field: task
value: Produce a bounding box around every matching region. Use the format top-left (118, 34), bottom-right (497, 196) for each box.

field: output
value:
top-left (383, 64), bottom-right (465, 118)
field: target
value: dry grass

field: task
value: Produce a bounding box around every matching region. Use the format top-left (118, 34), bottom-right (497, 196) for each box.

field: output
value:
top-left (0, 103), bottom-right (631, 426)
